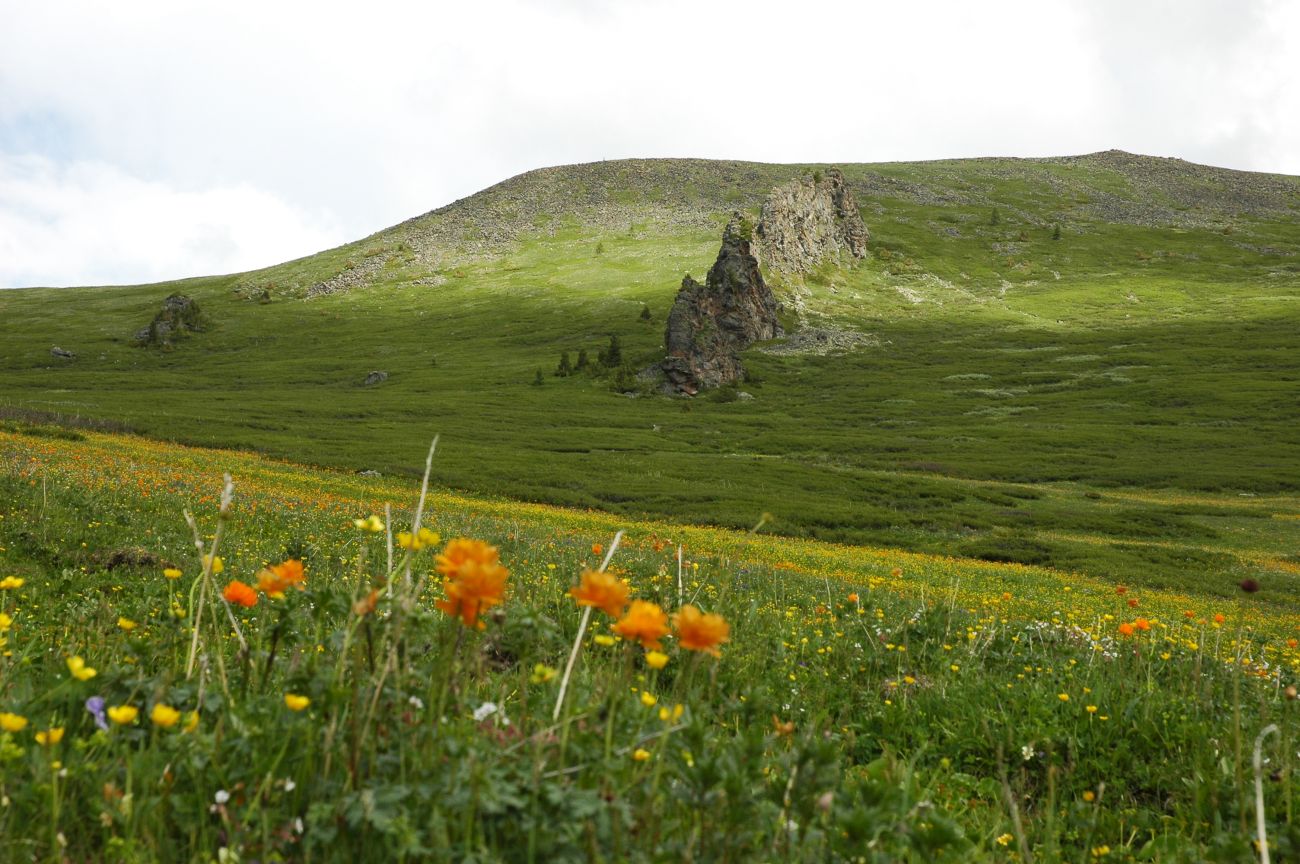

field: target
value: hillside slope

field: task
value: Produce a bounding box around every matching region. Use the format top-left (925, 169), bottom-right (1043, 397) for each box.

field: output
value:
top-left (1, 152), bottom-right (1298, 592)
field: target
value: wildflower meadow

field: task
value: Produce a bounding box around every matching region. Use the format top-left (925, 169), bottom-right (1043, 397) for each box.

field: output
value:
top-left (1, 425), bottom-right (1298, 862)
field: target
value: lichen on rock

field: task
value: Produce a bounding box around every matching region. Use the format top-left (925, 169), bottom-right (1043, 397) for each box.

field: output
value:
top-left (754, 168), bottom-right (869, 275)
top-left (656, 213), bottom-right (783, 395)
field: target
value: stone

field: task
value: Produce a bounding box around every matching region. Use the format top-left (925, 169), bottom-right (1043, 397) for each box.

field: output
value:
top-left (135, 294), bottom-right (206, 347)
top-left (362, 371), bottom-right (389, 387)
top-left (656, 213), bottom-right (783, 394)
top-left (754, 168), bottom-right (869, 275)
top-left (50, 346), bottom-right (76, 360)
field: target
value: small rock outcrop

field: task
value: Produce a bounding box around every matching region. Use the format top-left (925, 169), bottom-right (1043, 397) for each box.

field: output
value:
top-left (657, 214), bottom-right (782, 395)
top-left (362, 370), bottom-right (389, 386)
top-left (135, 294), bottom-right (206, 348)
top-left (754, 168), bottom-right (868, 274)
top-left (50, 346), bottom-right (76, 360)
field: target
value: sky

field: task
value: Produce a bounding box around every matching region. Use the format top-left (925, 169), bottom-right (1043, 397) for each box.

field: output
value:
top-left (1, 0), bottom-right (1297, 289)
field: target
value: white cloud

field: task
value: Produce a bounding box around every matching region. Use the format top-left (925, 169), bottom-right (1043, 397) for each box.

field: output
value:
top-left (0, 0), bottom-right (1296, 287)
top-left (0, 153), bottom-right (342, 287)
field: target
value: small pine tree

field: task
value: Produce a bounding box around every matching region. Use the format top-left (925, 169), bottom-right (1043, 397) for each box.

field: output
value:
top-left (600, 334), bottom-right (622, 367)
top-left (639, 306), bottom-right (652, 322)
top-left (595, 241), bottom-right (605, 256)
top-left (1052, 223), bottom-right (1062, 241)
top-left (990, 208), bottom-right (1001, 226)
top-left (532, 369), bottom-right (544, 387)
top-left (575, 348), bottom-right (590, 370)
top-left (555, 352), bottom-right (572, 377)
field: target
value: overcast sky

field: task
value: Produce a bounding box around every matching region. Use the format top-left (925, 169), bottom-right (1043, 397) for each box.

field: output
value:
top-left (1, 0), bottom-right (1297, 289)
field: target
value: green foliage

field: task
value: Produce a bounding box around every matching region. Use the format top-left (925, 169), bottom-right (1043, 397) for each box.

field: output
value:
top-left (598, 333), bottom-right (622, 368)
top-left (575, 348), bottom-right (590, 370)
top-left (555, 351), bottom-right (572, 377)
top-left (990, 207), bottom-right (1001, 226)
top-left (531, 369), bottom-right (544, 386)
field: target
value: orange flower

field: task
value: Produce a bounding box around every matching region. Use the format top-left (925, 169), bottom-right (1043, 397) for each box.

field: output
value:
top-left (1117, 622), bottom-right (1135, 637)
top-left (1214, 613), bottom-right (1226, 624)
top-left (612, 600), bottom-right (669, 649)
top-left (1126, 598), bottom-right (1139, 608)
top-left (672, 604), bottom-right (730, 657)
top-left (846, 592), bottom-right (859, 604)
top-left (256, 559), bottom-right (306, 599)
top-left (434, 539), bottom-right (508, 628)
top-left (1183, 610), bottom-right (1196, 619)
top-left (568, 569), bottom-right (631, 618)
top-left (591, 543), bottom-right (603, 556)
top-left (222, 580), bottom-right (257, 608)
top-left (354, 588), bottom-right (381, 617)
top-left (1134, 618), bottom-right (1151, 632)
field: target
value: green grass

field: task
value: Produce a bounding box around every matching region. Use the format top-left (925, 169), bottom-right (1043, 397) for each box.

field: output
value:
top-left (1, 429), bottom-right (1298, 861)
top-left (0, 154), bottom-right (1297, 601)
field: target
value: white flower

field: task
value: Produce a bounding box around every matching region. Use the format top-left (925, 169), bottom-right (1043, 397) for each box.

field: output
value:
top-left (472, 702), bottom-right (498, 722)
top-left (408, 695), bottom-right (425, 710)
top-left (282, 778), bottom-right (296, 792)
top-left (214, 789), bottom-right (230, 805)
top-left (1021, 744), bottom-right (1035, 762)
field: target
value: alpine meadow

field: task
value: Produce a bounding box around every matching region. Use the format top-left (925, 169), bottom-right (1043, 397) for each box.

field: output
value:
top-left (1, 151), bottom-right (1299, 862)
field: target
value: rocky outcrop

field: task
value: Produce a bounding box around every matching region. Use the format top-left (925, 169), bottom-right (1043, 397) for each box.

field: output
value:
top-left (135, 294), bottom-right (206, 348)
top-left (657, 214), bottom-right (782, 395)
top-left (362, 370), bottom-right (389, 386)
top-left (50, 346), bottom-right (76, 360)
top-left (754, 168), bottom-right (868, 275)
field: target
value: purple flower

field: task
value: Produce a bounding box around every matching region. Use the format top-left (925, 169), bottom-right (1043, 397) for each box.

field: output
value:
top-left (85, 696), bottom-right (108, 732)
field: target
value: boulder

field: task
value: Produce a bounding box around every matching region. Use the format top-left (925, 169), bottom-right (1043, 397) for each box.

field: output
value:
top-left (135, 294), bottom-right (206, 348)
top-left (754, 168), bottom-right (869, 275)
top-left (50, 346), bottom-right (76, 360)
top-left (656, 214), bottom-right (782, 394)
top-left (362, 370), bottom-right (389, 386)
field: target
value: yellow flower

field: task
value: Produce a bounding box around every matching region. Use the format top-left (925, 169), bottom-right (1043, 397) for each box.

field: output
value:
top-left (183, 711), bottom-right (200, 733)
top-left (1086, 705), bottom-right (1098, 714)
top-left (1058, 693), bottom-right (1070, 702)
top-left (150, 704), bottom-right (181, 728)
top-left (0, 712), bottom-right (28, 732)
top-left (0, 576), bottom-right (24, 590)
top-left (593, 634), bottom-right (617, 647)
top-left (353, 514), bottom-right (385, 533)
top-left (530, 663), bottom-right (558, 684)
top-left (640, 691), bottom-right (657, 707)
top-left (163, 568), bottom-right (182, 580)
top-left (107, 705), bottom-right (138, 725)
top-left (644, 650), bottom-right (669, 670)
top-left (632, 748), bottom-right (651, 762)
top-left (996, 833), bottom-right (1013, 847)
top-left (117, 617), bottom-right (137, 632)
top-left (66, 655), bottom-right (97, 681)
top-left (204, 555), bottom-right (223, 574)
top-left (397, 528), bottom-right (440, 551)
top-left (1083, 790), bottom-right (1096, 803)
top-left (35, 727), bottom-right (64, 746)
top-left (0, 612), bottom-right (12, 631)
top-left (284, 693), bottom-right (311, 712)
top-left (658, 703), bottom-right (684, 723)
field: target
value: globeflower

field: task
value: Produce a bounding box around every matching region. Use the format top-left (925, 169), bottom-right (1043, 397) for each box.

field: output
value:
top-left (612, 600), bottom-right (669, 649)
top-left (434, 539), bottom-right (509, 628)
top-left (107, 705), bottom-right (138, 725)
top-left (0, 712), bottom-right (27, 733)
top-left (222, 580), bottom-right (258, 608)
top-left (256, 559), bottom-right (306, 599)
top-left (568, 569), bottom-right (631, 618)
top-left (203, 555), bottom-right (224, 575)
top-left (0, 576), bottom-right (24, 590)
top-left (1117, 622), bottom-right (1135, 637)
top-left (644, 650), bottom-right (669, 670)
top-left (672, 604), bottom-right (730, 657)
top-left (66, 655), bottom-right (97, 681)
top-left (284, 693), bottom-right (311, 712)
top-left (150, 704), bottom-right (181, 728)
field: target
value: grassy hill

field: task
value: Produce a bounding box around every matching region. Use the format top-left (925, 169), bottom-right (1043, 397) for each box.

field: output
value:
top-left (1, 151), bottom-right (1298, 597)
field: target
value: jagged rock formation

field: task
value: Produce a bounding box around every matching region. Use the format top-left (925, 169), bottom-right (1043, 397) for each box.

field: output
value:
top-left (754, 168), bottom-right (869, 274)
top-left (657, 214), bottom-right (782, 395)
top-left (135, 294), bottom-right (206, 348)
